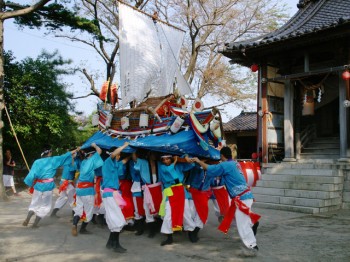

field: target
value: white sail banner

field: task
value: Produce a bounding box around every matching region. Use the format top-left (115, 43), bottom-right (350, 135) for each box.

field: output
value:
top-left (119, 2), bottom-right (188, 107)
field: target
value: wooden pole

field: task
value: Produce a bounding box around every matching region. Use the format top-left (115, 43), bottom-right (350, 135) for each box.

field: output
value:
top-left (4, 104), bottom-right (30, 171)
top-left (117, 0), bottom-right (185, 32)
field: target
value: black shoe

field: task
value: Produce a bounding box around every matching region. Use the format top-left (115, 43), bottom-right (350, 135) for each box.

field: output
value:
top-left (192, 227), bottom-right (200, 242)
top-left (50, 208), bottom-right (60, 218)
top-left (160, 234), bottom-right (173, 246)
top-left (147, 222), bottom-right (158, 238)
top-left (32, 216), bottom-right (41, 228)
top-left (97, 214), bottom-right (106, 228)
top-left (123, 224), bottom-right (136, 232)
top-left (252, 222), bottom-right (259, 236)
top-left (79, 222), bottom-right (92, 234)
top-left (134, 219), bottom-right (144, 236)
top-left (91, 214), bottom-right (97, 225)
top-left (106, 232), bottom-right (114, 249)
top-left (113, 232), bottom-right (127, 253)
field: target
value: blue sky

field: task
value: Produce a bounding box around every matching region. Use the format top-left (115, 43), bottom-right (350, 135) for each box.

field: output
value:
top-left (4, 0), bottom-right (299, 121)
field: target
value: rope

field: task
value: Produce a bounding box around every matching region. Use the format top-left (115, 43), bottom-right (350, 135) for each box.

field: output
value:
top-left (4, 104), bottom-right (30, 171)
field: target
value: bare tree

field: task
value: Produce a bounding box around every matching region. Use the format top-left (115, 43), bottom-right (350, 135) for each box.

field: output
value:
top-left (154, 0), bottom-right (289, 112)
top-left (0, 0), bottom-right (52, 200)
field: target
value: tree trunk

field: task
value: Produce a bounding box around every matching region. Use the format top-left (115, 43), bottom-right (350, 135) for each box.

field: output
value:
top-left (0, 18), bottom-right (8, 201)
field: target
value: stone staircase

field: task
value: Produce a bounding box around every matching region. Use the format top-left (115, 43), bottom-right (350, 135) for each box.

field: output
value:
top-left (252, 161), bottom-right (344, 214)
top-left (300, 136), bottom-right (340, 159)
top-left (342, 165), bottom-right (350, 209)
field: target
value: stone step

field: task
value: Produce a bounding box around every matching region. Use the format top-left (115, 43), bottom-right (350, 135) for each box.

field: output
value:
top-left (300, 153), bottom-right (339, 159)
top-left (263, 162), bottom-right (338, 169)
top-left (342, 203), bottom-right (350, 209)
top-left (303, 148), bottom-right (340, 154)
top-left (253, 202), bottom-right (342, 214)
top-left (343, 192), bottom-right (350, 202)
top-left (252, 187), bottom-right (342, 199)
top-left (256, 180), bottom-right (343, 191)
top-left (252, 202), bottom-right (319, 214)
top-left (261, 174), bottom-right (343, 183)
top-left (263, 168), bottom-right (338, 176)
top-left (308, 142), bottom-right (340, 147)
top-left (253, 194), bottom-right (342, 208)
top-left (312, 137), bottom-right (339, 142)
top-left (295, 159), bottom-right (338, 164)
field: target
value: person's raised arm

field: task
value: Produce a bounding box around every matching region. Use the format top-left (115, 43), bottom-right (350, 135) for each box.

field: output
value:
top-left (91, 143), bottom-right (102, 155)
top-left (173, 155), bottom-right (178, 166)
top-left (191, 157), bottom-right (208, 170)
top-left (111, 142), bottom-right (129, 159)
top-left (122, 155), bottom-right (131, 165)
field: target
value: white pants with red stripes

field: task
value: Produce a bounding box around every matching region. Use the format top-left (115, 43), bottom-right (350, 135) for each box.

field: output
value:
top-left (236, 199), bottom-right (257, 248)
top-left (54, 184), bottom-right (75, 209)
top-left (188, 199), bottom-right (204, 229)
top-left (73, 195), bottom-right (94, 222)
top-left (161, 199), bottom-right (196, 234)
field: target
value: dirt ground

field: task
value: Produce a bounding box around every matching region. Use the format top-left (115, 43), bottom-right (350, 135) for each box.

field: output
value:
top-left (1, 189), bottom-right (350, 262)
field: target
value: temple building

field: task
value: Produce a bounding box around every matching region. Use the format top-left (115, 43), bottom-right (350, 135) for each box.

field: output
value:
top-left (220, 0), bottom-right (350, 213)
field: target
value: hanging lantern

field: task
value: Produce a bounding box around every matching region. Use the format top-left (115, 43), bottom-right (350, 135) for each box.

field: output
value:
top-left (121, 116), bottom-right (130, 130)
top-left (91, 114), bottom-right (99, 126)
top-left (139, 113), bottom-right (149, 128)
top-left (250, 64), bottom-right (259, 72)
top-left (170, 116), bottom-right (185, 133)
top-left (342, 70), bottom-right (350, 80)
top-left (105, 113), bottom-right (113, 128)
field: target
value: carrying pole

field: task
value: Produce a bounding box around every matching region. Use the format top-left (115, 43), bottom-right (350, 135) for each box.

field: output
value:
top-left (4, 104), bottom-right (30, 171)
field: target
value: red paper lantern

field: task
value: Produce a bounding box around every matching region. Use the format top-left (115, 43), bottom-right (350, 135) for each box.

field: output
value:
top-left (251, 152), bottom-right (258, 160)
top-left (251, 64), bottom-right (259, 72)
top-left (342, 70), bottom-right (350, 80)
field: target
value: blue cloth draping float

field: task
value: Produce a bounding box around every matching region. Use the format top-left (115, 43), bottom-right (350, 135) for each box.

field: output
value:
top-left (82, 130), bottom-right (220, 160)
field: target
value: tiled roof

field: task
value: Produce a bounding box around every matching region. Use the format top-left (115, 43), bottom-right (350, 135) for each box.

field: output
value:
top-left (223, 111), bottom-right (257, 132)
top-left (222, 0), bottom-right (350, 53)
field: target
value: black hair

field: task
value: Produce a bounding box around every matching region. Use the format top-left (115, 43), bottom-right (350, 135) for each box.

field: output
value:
top-left (220, 146), bottom-right (232, 160)
top-left (41, 144), bottom-right (52, 158)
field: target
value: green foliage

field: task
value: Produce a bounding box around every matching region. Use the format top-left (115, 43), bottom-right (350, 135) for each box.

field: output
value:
top-left (3, 50), bottom-right (88, 167)
top-left (7, 2), bottom-right (109, 41)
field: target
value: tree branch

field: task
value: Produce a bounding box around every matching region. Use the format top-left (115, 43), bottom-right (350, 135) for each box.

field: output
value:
top-left (1, 0), bottom-right (51, 20)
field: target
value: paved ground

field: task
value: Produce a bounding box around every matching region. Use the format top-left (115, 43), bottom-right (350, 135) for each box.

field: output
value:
top-left (1, 188), bottom-right (350, 262)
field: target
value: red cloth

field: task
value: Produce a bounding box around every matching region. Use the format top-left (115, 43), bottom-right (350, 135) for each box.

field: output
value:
top-left (29, 178), bottom-right (54, 194)
top-left (148, 183), bottom-right (163, 214)
top-left (59, 180), bottom-right (74, 194)
top-left (135, 196), bottom-right (145, 217)
top-left (119, 179), bottom-right (134, 220)
top-left (212, 186), bottom-right (230, 216)
top-left (168, 185), bottom-right (185, 231)
top-left (94, 176), bottom-right (102, 208)
top-left (99, 81), bottom-right (108, 101)
top-left (110, 83), bottom-right (118, 106)
top-left (189, 187), bottom-right (211, 224)
top-left (218, 190), bottom-right (261, 234)
top-left (77, 182), bottom-right (94, 188)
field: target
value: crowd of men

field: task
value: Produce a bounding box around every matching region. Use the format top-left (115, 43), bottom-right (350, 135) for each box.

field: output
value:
top-left (21, 143), bottom-right (260, 257)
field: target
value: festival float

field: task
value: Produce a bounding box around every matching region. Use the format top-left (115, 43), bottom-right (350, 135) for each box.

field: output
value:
top-left (86, 1), bottom-right (223, 160)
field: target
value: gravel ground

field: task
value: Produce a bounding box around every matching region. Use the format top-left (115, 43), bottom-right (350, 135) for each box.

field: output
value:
top-left (1, 189), bottom-right (350, 262)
